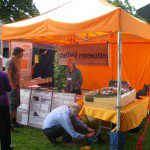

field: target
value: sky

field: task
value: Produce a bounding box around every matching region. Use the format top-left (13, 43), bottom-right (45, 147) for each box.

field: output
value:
top-left (33, 0), bottom-right (150, 14)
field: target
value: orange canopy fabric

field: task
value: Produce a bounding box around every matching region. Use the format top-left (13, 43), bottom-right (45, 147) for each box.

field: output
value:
top-left (1, 0), bottom-right (150, 91)
top-left (2, 0), bottom-right (150, 43)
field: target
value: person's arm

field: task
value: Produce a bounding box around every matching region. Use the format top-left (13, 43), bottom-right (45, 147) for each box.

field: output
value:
top-left (75, 116), bottom-right (95, 134)
top-left (77, 69), bottom-right (83, 86)
top-left (6, 60), bottom-right (16, 89)
top-left (3, 72), bottom-right (12, 92)
top-left (6, 69), bottom-right (16, 89)
top-left (58, 113), bottom-right (85, 139)
top-left (74, 116), bottom-right (88, 129)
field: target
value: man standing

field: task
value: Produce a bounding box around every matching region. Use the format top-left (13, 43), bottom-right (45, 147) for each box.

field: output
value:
top-left (0, 70), bottom-right (12, 150)
top-left (43, 103), bottom-right (95, 145)
top-left (6, 47), bottom-right (25, 128)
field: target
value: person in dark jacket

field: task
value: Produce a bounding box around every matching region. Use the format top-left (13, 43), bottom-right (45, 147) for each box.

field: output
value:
top-left (0, 70), bottom-right (12, 150)
top-left (65, 57), bottom-right (83, 95)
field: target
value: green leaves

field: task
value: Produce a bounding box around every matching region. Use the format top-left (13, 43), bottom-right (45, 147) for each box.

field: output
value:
top-left (107, 0), bottom-right (137, 16)
top-left (107, 0), bottom-right (147, 21)
top-left (0, 0), bottom-right (39, 23)
top-left (54, 51), bottom-right (67, 91)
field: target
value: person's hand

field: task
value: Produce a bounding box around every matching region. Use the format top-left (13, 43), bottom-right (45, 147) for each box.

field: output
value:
top-left (85, 132), bottom-right (95, 138)
top-left (87, 127), bottom-right (95, 134)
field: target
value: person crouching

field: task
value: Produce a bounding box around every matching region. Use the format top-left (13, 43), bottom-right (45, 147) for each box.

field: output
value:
top-left (42, 103), bottom-right (95, 145)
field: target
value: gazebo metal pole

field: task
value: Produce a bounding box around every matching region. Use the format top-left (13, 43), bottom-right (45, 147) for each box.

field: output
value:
top-left (116, 31), bottom-right (122, 132)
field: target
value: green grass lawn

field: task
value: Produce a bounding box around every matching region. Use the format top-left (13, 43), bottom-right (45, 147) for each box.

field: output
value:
top-left (12, 117), bottom-right (150, 150)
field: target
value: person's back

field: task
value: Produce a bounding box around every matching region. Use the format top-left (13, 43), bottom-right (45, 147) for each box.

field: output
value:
top-left (43, 105), bottom-right (69, 129)
top-left (0, 70), bottom-right (12, 106)
top-left (42, 104), bottom-right (95, 145)
top-left (6, 57), bottom-right (20, 86)
top-left (0, 70), bottom-right (12, 150)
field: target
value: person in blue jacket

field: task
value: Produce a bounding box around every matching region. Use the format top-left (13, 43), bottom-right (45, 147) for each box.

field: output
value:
top-left (42, 103), bottom-right (95, 145)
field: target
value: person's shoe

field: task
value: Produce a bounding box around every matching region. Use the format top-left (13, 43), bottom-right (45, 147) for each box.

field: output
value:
top-left (9, 144), bottom-right (14, 150)
top-left (12, 121), bottom-right (22, 128)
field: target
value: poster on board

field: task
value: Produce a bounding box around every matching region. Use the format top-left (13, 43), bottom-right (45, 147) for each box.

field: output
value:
top-left (19, 89), bottom-right (31, 110)
top-left (17, 89), bottom-right (31, 125)
top-left (52, 92), bottom-right (76, 110)
top-left (17, 109), bottom-right (29, 126)
top-left (28, 90), bottom-right (52, 128)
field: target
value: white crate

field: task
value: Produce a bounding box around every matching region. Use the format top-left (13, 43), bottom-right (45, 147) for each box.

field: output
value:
top-left (93, 89), bottom-right (136, 109)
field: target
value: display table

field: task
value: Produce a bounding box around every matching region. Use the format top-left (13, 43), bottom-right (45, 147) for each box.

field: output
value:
top-left (79, 97), bottom-right (150, 131)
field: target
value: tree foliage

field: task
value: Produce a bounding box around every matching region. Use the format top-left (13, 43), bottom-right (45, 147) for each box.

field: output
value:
top-left (107, 0), bottom-right (139, 17)
top-left (0, 0), bottom-right (39, 23)
top-left (54, 51), bottom-right (67, 91)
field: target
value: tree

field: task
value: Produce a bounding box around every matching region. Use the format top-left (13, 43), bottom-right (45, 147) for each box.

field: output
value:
top-left (107, 0), bottom-right (140, 18)
top-left (0, 0), bottom-right (39, 23)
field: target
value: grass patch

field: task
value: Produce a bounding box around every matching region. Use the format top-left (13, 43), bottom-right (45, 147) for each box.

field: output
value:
top-left (12, 117), bottom-right (150, 150)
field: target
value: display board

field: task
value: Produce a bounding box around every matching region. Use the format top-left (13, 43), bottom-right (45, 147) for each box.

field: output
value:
top-left (17, 109), bottom-right (29, 125)
top-left (28, 90), bottom-right (52, 128)
top-left (17, 89), bottom-right (77, 128)
top-left (20, 89), bottom-right (31, 110)
top-left (17, 89), bottom-right (31, 125)
top-left (52, 92), bottom-right (76, 110)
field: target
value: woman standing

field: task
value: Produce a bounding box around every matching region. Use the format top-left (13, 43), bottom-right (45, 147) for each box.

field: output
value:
top-left (0, 70), bottom-right (12, 150)
top-left (65, 57), bottom-right (83, 95)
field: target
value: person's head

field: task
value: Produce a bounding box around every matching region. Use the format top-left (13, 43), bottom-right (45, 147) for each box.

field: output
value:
top-left (67, 57), bottom-right (76, 69)
top-left (70, 103), bottom-right (82, 116)
top-left (12, 47), bottom-right (25, 59)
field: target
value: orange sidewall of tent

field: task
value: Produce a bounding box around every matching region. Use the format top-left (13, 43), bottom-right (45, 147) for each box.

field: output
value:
top-left (78, 43), bottom-right (150, 91)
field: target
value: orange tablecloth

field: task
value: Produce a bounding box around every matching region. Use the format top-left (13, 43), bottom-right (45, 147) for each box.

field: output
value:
top-left (79, 97), bottom-right (150, 131)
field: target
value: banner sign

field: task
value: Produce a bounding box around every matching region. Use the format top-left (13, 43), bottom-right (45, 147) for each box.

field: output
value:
top-left (58, 44), bottom-right (109, 66)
